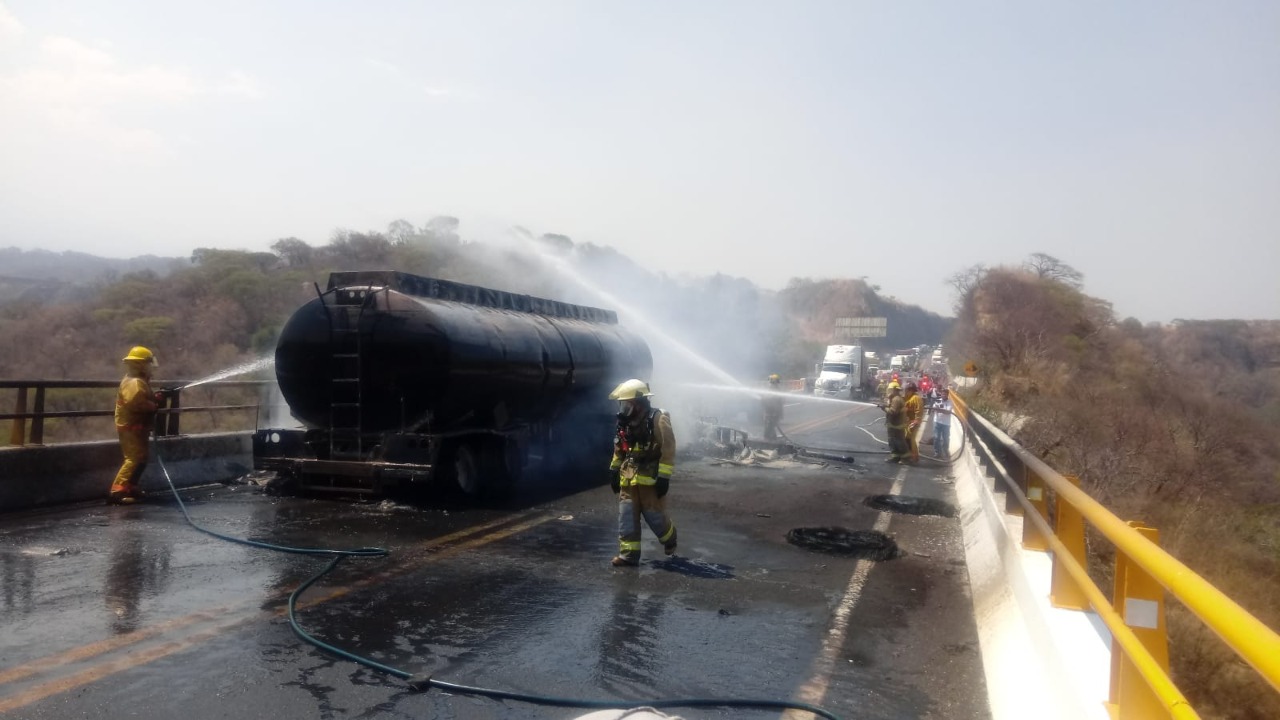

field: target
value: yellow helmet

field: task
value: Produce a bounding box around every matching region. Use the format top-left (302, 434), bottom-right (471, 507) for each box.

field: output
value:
top-left (768, 374), bottom-right (781, 384)
top-left (887, 381), bottom-right (901, 390)
top-left (122, 346), bottom-right (157, 366)
top-left (608, 379), bottom-right (652, 400)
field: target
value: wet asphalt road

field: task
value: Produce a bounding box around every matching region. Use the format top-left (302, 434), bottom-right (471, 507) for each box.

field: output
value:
top-left (0, 395), bottom-right (989, 720)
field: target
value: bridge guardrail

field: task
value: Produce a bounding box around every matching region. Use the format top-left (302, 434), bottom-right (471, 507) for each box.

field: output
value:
top-left (2, 380), bottom-right (268, 446)
top-left (950, 391), bottom-right (1280, 720)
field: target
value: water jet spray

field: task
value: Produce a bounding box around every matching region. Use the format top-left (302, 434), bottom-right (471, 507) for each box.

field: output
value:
top-left (172, 356), bottom-right (275, 391)
top-left (511, 228), bottom-right (744, 388)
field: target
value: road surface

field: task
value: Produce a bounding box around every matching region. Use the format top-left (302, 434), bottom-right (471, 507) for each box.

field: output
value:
top-left (0, 393), bottom-right (988, 719)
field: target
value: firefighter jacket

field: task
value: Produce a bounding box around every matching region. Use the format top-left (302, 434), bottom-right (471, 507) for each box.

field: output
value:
top-left (609, 407), bottom-right (676, 488)
top-left (904, 394), bottom-right (924, 430)
top-left (115, 375), bottom-right (158, 431)
top-left (884, 394), bottom-right (907, 430)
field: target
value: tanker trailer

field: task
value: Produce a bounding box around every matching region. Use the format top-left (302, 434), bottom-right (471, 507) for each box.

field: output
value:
top-left (253, 270), bottom-right (652, 500)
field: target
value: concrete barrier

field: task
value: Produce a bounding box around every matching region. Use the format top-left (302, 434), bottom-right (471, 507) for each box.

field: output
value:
top-left (0, 432), bottom-right (252, 512)
top-left (953, 426), bottom-right (1111, 720)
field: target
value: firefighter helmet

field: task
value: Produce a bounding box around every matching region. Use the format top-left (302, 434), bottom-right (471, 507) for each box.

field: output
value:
top-left (608, 379), bottom-right (652, 400)
top-left (768, 374), bottom-right (781, 384)
top-left (122, 346), bottom-right (157, 366)
top-left (887, 381), bottom-right (901, 390)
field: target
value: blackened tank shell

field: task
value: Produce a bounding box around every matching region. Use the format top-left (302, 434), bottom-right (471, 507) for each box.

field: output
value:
top-left (274, 283), bottom-right (652, 433)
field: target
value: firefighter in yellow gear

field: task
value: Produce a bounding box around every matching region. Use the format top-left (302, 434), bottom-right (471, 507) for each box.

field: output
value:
top-left (607, 379), bottom-right (677, 567)
top-left (880, 381), bottom-right (908, 463)
top-left (903, 382), bottom-right (924, 464)
top-left (110, 346), bottom-right (163, 505)
top-left (761, 373), bottom-right (784, 441)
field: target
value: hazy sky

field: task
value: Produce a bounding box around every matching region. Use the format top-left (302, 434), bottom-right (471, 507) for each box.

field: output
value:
top-left (2, 2), bottom-right (1277, 322)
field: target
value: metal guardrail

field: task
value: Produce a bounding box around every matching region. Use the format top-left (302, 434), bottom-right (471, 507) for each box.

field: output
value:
top-left (2, 380), bottom-right (269, 446)
top-left (950, 391), bottom-right (1280, 720)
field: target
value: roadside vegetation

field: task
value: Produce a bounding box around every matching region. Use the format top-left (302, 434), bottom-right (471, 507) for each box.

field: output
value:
top-left (947, 254), bottom-right (1280, 720)
top-left (0, 218), bottom-right (949, 440)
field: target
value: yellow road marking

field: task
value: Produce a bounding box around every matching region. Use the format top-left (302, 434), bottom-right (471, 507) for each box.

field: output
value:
top-left (0, 512), bottom-right (528, 687)
top-left (0, 511), bottom-right (557, 714)
top-left (0, 607), bottom-right (231, 685)
top-left (0, 614), bottom-right (260, 713)
top-left (783, 405), bottom-right (863, 435)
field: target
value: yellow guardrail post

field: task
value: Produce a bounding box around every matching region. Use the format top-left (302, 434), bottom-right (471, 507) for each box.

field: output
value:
top-left (1022, 466), bottom-right (1050, 551)
top-left (1109, 522), bottom-right (1172, 720)
top-left (8, 386), bottom-right (27, 446)
top-left (1051, 474), bottom-right (1089, 610)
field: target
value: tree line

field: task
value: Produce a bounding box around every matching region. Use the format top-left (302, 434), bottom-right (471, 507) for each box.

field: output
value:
top-left (0, 218), bottom-right (952, 383)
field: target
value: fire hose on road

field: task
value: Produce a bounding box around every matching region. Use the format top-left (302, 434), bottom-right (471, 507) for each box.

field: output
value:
top-left (152, 452), bottom-right (847, 720)
top-left (776, 405), bottom-right (967, 467)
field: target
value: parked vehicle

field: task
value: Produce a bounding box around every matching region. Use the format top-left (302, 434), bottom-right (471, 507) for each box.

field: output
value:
top-left (254, 270), bottom-right (651, 500)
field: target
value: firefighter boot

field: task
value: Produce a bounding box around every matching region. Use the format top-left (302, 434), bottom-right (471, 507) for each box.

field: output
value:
top-left (107, 492), bottom-right (137, 506)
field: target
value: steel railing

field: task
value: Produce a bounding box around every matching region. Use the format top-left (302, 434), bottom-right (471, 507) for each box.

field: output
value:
top-left (2, 380), bottom-right (269, 446)
top-left (950, 391), bottom-right (1280, 720)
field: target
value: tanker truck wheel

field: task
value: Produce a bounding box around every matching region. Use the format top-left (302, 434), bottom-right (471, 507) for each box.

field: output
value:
top-left (447, 439), bottom-right (513, 503)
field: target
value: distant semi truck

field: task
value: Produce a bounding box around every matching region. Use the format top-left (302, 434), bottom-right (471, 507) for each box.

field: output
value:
top-left (813, 344), bottom-right (864, 400)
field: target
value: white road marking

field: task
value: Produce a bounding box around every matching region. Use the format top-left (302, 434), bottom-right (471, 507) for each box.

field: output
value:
top-left (785, 468), bottom-right (907, 717)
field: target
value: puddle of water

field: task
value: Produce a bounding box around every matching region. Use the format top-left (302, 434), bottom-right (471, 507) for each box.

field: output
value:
top-left (647, 556), bottom-right (735, 579)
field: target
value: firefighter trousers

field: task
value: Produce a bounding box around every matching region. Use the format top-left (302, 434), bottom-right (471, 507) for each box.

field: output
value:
top-left (111, 427), bottom-right (150, 498)
top-left (887, 425), bottom-right (909, 460)
top-left (763, 411), bottom-right (782, 441)
top-left (617, 484), bottom-right (677, 563)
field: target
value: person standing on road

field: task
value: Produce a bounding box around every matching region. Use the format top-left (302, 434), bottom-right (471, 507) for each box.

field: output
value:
top-left (607, 379), bottom-right (678, 567)
top-left (932, 389), bottom-right (954, 458)
top-left (110, 346), bottom-right (164, 505)
top-left (761, 373), bottom-right (785, 441)
top-left (879, 381), bottom-right (908, 463)
top-left (903, 382), bottom-right (924, 464)
top-left (919, 374), bottom-right (933, 400)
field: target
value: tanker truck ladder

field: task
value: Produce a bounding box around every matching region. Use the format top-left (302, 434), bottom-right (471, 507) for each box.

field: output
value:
top-left (323, 286), bottom-right (377, 463)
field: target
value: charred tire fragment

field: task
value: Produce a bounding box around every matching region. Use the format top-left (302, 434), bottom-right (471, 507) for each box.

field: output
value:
top-left (785, 527), bottom-right (899, 561)
top-left (863, 494), bottom-right (957, 518)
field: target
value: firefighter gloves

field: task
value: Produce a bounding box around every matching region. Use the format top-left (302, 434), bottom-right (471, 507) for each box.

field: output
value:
top-left (656, 477), bottom-right (670, 498)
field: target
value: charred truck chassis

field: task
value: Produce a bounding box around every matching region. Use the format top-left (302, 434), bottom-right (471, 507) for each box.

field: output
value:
top-left (254, 271), bottom-right (651, 500)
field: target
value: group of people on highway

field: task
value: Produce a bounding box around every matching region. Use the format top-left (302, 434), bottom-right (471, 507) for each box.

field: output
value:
top-left (879, 377), bottom-right (954, 463)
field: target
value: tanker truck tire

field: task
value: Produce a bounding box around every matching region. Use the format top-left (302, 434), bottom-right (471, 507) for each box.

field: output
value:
top-left (450, 442), bottom-right (483, 499)
top-left (448, 438), bottom-right (513, 504)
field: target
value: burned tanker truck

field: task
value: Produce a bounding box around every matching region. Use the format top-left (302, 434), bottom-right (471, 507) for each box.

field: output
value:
top-left (253, 271), bottom-right (652, 500)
